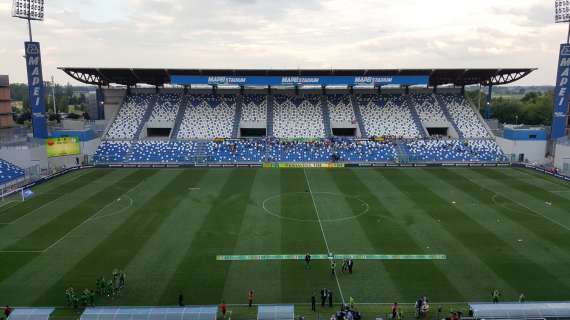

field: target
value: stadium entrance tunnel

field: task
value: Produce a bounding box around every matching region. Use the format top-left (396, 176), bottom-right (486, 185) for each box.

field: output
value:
top-left (332, 128), bottom-right (356, 137)
top-left (262, 192), bottom-right (369, 222)
top-left (240, 128), bottom-right (267, 137)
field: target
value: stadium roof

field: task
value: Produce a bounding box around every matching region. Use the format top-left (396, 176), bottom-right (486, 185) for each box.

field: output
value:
top-left (59, 67), bottom-right (535, 87)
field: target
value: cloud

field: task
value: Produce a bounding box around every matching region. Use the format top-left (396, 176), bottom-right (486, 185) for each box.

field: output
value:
top-left (0, 0), bottom-right (565, 85)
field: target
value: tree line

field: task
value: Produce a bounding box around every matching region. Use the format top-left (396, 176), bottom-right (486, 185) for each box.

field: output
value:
top-left (466, 90), bottom-right (554, 126)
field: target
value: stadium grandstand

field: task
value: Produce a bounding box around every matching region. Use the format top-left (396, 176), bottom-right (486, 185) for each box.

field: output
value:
top-left (60, 68), bottom-right (533, 166)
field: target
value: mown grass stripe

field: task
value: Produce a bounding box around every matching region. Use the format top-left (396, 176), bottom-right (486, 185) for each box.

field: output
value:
top-left (430, 168), bottom-right (570, 253)
top-left (279, 169), bottom-right (336, 304)
top-left (329, 169), bottom-right (463, 302)
top-left (5, 170), bottom-right (155, 252)
top-left (513, 168), bottom-right (570, 190)
top-left (474, 168), bottom-right (570, 213)
top-left (33, 169), bottom-right (203, 306)
top-left (382, 169), bottom-right (570, 299)
top-left (0, 170), bottom-right (113, 224)
top-left (221, 169), bottom-right (283, 304)
top-left (123, 169), bottom-right (224, 305)
top-left (158, 169), bottom-right (258, 305)
top-left (0, 170), bottom-right (153, 288)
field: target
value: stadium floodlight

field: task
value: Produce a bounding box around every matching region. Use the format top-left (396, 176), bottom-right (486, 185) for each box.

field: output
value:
top-left (12, 0), bottom-right (44, 41)
top-left (556, 0), bottom-right (570, 23)
top-left (12, 0), bottom-right (44, 20)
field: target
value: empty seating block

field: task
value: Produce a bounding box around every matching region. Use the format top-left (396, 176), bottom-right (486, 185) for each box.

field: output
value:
top-left (402, 139), bottom-right (505, 162)
top-left (273, 95), bottom-right (325, 138)
top-left (106, 95), bottom-right (152, 139)
top-left (241, 95), bottom-right (267, 123)
top-left (359, 95), bottom-right (420, 138)
top-left (440, 95), bottom-right (490, 138)
top-left (208, 140), bottom-right (266, 162)
top-left (412, 94), bottom-right (447, 123)
top-left (328, 95), bottom-right (355, 123)
top-left (178, 95), bottom-right (236, 139)
top-left (129, 141), bottom-right (198, 163)
top-left (0, 159), bottom-right (25, 184)
top-left (149, 94), bottom-right (180, 123)
top-left (93, 142), bottom-right (131, 163)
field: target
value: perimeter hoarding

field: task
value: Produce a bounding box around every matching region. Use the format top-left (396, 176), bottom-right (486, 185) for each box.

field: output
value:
top-left (170, 75), bottom-right (429, 86)
top-left (46, 136), bottom-right (81, 158)
top-left (25, 41), bottom-right (48, 139)
top-left (552, 44), bottom-right (570, 140)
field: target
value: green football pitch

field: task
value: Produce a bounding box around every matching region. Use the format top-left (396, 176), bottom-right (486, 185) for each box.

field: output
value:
top-left (0, 167), bottom-right (569, 307)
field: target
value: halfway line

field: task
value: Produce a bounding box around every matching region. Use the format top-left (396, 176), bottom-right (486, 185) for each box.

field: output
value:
top-left (303, 168), bottom-right (345, 304)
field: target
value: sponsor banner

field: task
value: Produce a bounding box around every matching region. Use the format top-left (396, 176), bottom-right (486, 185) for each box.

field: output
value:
top-left (552, 44), bottom-right (570, 140)
top-left (25, 42), bottom-right (48, 139)
top-left (170, 75), bottom-right (429, 87)
top-left (216, 254), bottom-right (446, 261)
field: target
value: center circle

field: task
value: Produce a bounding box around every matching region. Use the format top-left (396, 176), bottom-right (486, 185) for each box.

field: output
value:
top-left (262, 192), bottom-right (370, 222)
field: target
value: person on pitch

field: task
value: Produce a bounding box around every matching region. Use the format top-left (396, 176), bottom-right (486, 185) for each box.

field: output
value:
top-left (341, 259), bottom-right (348, 273)
top-left (305, 253), bottom-right (311, 269)
top-left (348, 259), bottom-right (354, 274)
top-left (248, 289), bottom-right (255, 307)
top-left (311, 293), bottom-right (316, 311)
top-left (220, 300), bottom-right (227, 318)
top-left (492, 289), bottom-right (500, 304)
top-left (330, 260), bottom-right (336, 277)
top-left (320, 288), bottom-right (327, 307)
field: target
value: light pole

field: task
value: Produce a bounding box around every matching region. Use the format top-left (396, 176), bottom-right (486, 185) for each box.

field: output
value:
top-left (12, 0), bottom-right (48, 139)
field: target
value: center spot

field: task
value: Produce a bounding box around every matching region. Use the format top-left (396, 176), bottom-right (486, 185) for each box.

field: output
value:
top-left (262, 192), bottom-right (369, 222)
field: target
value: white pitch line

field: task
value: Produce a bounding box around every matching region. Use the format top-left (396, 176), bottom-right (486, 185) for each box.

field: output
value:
top-left (493, 191), bottom-right (570, 232)
top-left (303, 168), bottom-right (345, 304)
top-left (42, 179), bottom-right (146, 253)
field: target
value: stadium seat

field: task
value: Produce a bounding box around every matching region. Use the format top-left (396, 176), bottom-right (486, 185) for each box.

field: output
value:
top-left (272, 95), bottom-right (325, 138)
top-left (106, 94), bottom-right (152, 140)
top-left (358, 95), bottom-right (421, 138)
top-left (0, 159), bottom-right (25, 184)
top-left (241, 95), bottom-right (268, 123)
top-left (93, 141), bottom-right (132, 163)
top-left (439, 94), bottom-right (491, 138)
top-left (149, 93), bottom-right (181, 123)
top-left (177, 95), bottom-right (236, 139)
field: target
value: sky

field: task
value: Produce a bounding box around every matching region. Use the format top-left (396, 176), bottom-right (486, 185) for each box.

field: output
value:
top-left (0, 0), bottom-right (568, 85)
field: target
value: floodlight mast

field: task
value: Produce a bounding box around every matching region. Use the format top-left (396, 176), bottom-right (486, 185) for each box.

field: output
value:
top-left (11, 0), bottom-right (45, 41)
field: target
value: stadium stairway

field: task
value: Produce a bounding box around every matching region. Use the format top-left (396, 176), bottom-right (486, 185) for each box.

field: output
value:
top-left (232, 95), bottom-right (244, 138)
top-left (395, 143), bottom-right (410, 163)
top-left (170, 95), bottom-right (188, 141)
top-left (406, 96), bottom-right (428, 138)
top-left (124, 143), bottom-right (136, 163)
top-left (320, 95), bottom-right (333, 137)
top-left (435, 94), bottom-right (464, 139)
top-left (350, 95), bottom-right (368, 138)
top-left (194, 141), bottom-right (210, 163)
top-left (134, 94), bottom-right (159, 140)
top-left (267, 95), bottom-right (274, 137)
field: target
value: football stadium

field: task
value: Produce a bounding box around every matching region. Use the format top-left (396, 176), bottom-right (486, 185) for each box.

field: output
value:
top-left (2, 1), bottom-right (570, 320)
